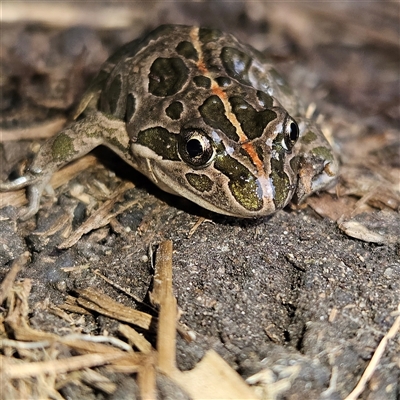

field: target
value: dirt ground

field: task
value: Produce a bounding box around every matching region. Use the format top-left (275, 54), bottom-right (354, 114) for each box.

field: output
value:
top-left (1, 2), bottom-right (399, 399)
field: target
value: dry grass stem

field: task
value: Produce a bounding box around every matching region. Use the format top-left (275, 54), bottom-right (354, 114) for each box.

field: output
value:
top-left (150, 241), bottom-right (178, 374)
top-left (76, 288), bottom-right (154, 330)
top-left (0, 252), bottom-right (30, 304)
top-left (59, 295), bottom-right (92, 315)
top-left (0, 118), bottom-right (67, 142)
top-left (58, 182), bottom-right (136, 249)
top-left (344, 303), bottom-right (400, 400)
top-left (3, 352), bottom-right (126, 379)
top-left (118, 324), bottom-right (153, 354)
top-left (188, 216), bottom-right (214, 237)
top-left (93, 269), bottom-right (146, 305)
top-left (80, 368), bottom-right (117, 394)
top-left (61, 334), bottom-right (133, 353)
top-left (137, 352), bottom-right (157, 400)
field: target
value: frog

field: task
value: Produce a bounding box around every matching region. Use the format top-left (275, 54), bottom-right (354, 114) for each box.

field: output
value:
top-left (0, 24), bottom-right (338, 220)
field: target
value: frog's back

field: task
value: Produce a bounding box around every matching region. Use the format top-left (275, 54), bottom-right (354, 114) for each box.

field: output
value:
top-left (75, 24), bottom-right (299, 131)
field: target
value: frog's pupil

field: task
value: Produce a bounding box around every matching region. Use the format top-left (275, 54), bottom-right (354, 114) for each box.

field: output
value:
top-left (290, 122), bottom-right (299, 141)
top-left (187, 139), bottom-right (203, 158)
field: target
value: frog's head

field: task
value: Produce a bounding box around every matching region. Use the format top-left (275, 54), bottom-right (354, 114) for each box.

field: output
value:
top-left (133, 101), bottom-right (303, 218)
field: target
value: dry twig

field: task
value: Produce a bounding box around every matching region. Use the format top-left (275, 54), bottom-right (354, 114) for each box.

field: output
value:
top-left (0, 252), bottom-right (30, 304)
top-left (344, 303), bottom-right (400, 400)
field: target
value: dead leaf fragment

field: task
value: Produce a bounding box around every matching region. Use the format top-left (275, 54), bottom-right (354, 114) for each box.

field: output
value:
top-left (339, 220), bottom-right (386, 243)
top-left (171, 350), bottom-right (258, 400)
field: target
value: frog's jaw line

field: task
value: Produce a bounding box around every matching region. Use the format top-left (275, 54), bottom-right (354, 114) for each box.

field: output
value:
top-left (149, 162), bottom-right (237, 216)
top-left (148, 161), bottom-right (275, 218)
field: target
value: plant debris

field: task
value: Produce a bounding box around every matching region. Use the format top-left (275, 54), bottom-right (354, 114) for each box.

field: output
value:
top-left (0, 241), bottom-right (261, 399)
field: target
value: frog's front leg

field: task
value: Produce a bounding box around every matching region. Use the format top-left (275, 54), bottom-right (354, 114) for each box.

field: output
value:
top-left (293, 119), bottom-right (339, 204)
top-left (0, 112), bottom-right (130, 220)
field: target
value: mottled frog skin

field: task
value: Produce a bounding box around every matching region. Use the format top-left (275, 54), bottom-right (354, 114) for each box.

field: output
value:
top-left (1, 25), bottom-right (338, 219)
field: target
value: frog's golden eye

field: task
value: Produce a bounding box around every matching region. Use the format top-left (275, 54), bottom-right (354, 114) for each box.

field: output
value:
top-left (179, 129), bottom-right (215, 168)
top-left (282, 118), bottom-right (299, 152)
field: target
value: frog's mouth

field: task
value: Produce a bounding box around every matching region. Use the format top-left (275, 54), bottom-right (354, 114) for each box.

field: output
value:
top-left (148, 158), bottom-right (280, 218)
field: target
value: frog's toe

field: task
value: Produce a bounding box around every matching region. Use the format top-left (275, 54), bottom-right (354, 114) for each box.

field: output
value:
top-left (311, 160), bottom-right (338, 193)
top-left (17, 175), bottom-right (53, 220)
top-left (17, 204), bottom-right (39, 221)
top-left (0, 175), bottom-right (34, 191)
top-left (294, 157), bottom-right (339, 204)
top-left (0, 172), bottom-right (52, 220)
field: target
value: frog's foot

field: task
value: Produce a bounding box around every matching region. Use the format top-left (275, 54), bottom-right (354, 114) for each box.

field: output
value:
top-left (0, 172), bottom-right (52, 221)
top-left (295, 158), bottom-right (338, 204)
top-left (310, 160), bottom-right (338, 193)
top-left (293, 118), bottom-right (339, 204)
top-left (0, 175), bottom-right (35, 191)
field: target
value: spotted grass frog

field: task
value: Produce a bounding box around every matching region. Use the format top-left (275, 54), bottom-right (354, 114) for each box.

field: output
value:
top-left (0, 24), bottom-right (338, 219)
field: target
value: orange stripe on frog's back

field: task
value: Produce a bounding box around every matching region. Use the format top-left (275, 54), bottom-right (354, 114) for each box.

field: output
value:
top-left (190, 26), bottom-right (267, 181)
top-left (211, 83), bottom-right (266, 179)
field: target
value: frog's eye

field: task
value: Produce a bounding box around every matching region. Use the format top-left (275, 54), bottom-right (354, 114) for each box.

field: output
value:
top-left (179, 129), bottom-right (215, 168)
top-left (282, 118), bottom-right (299, 152)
